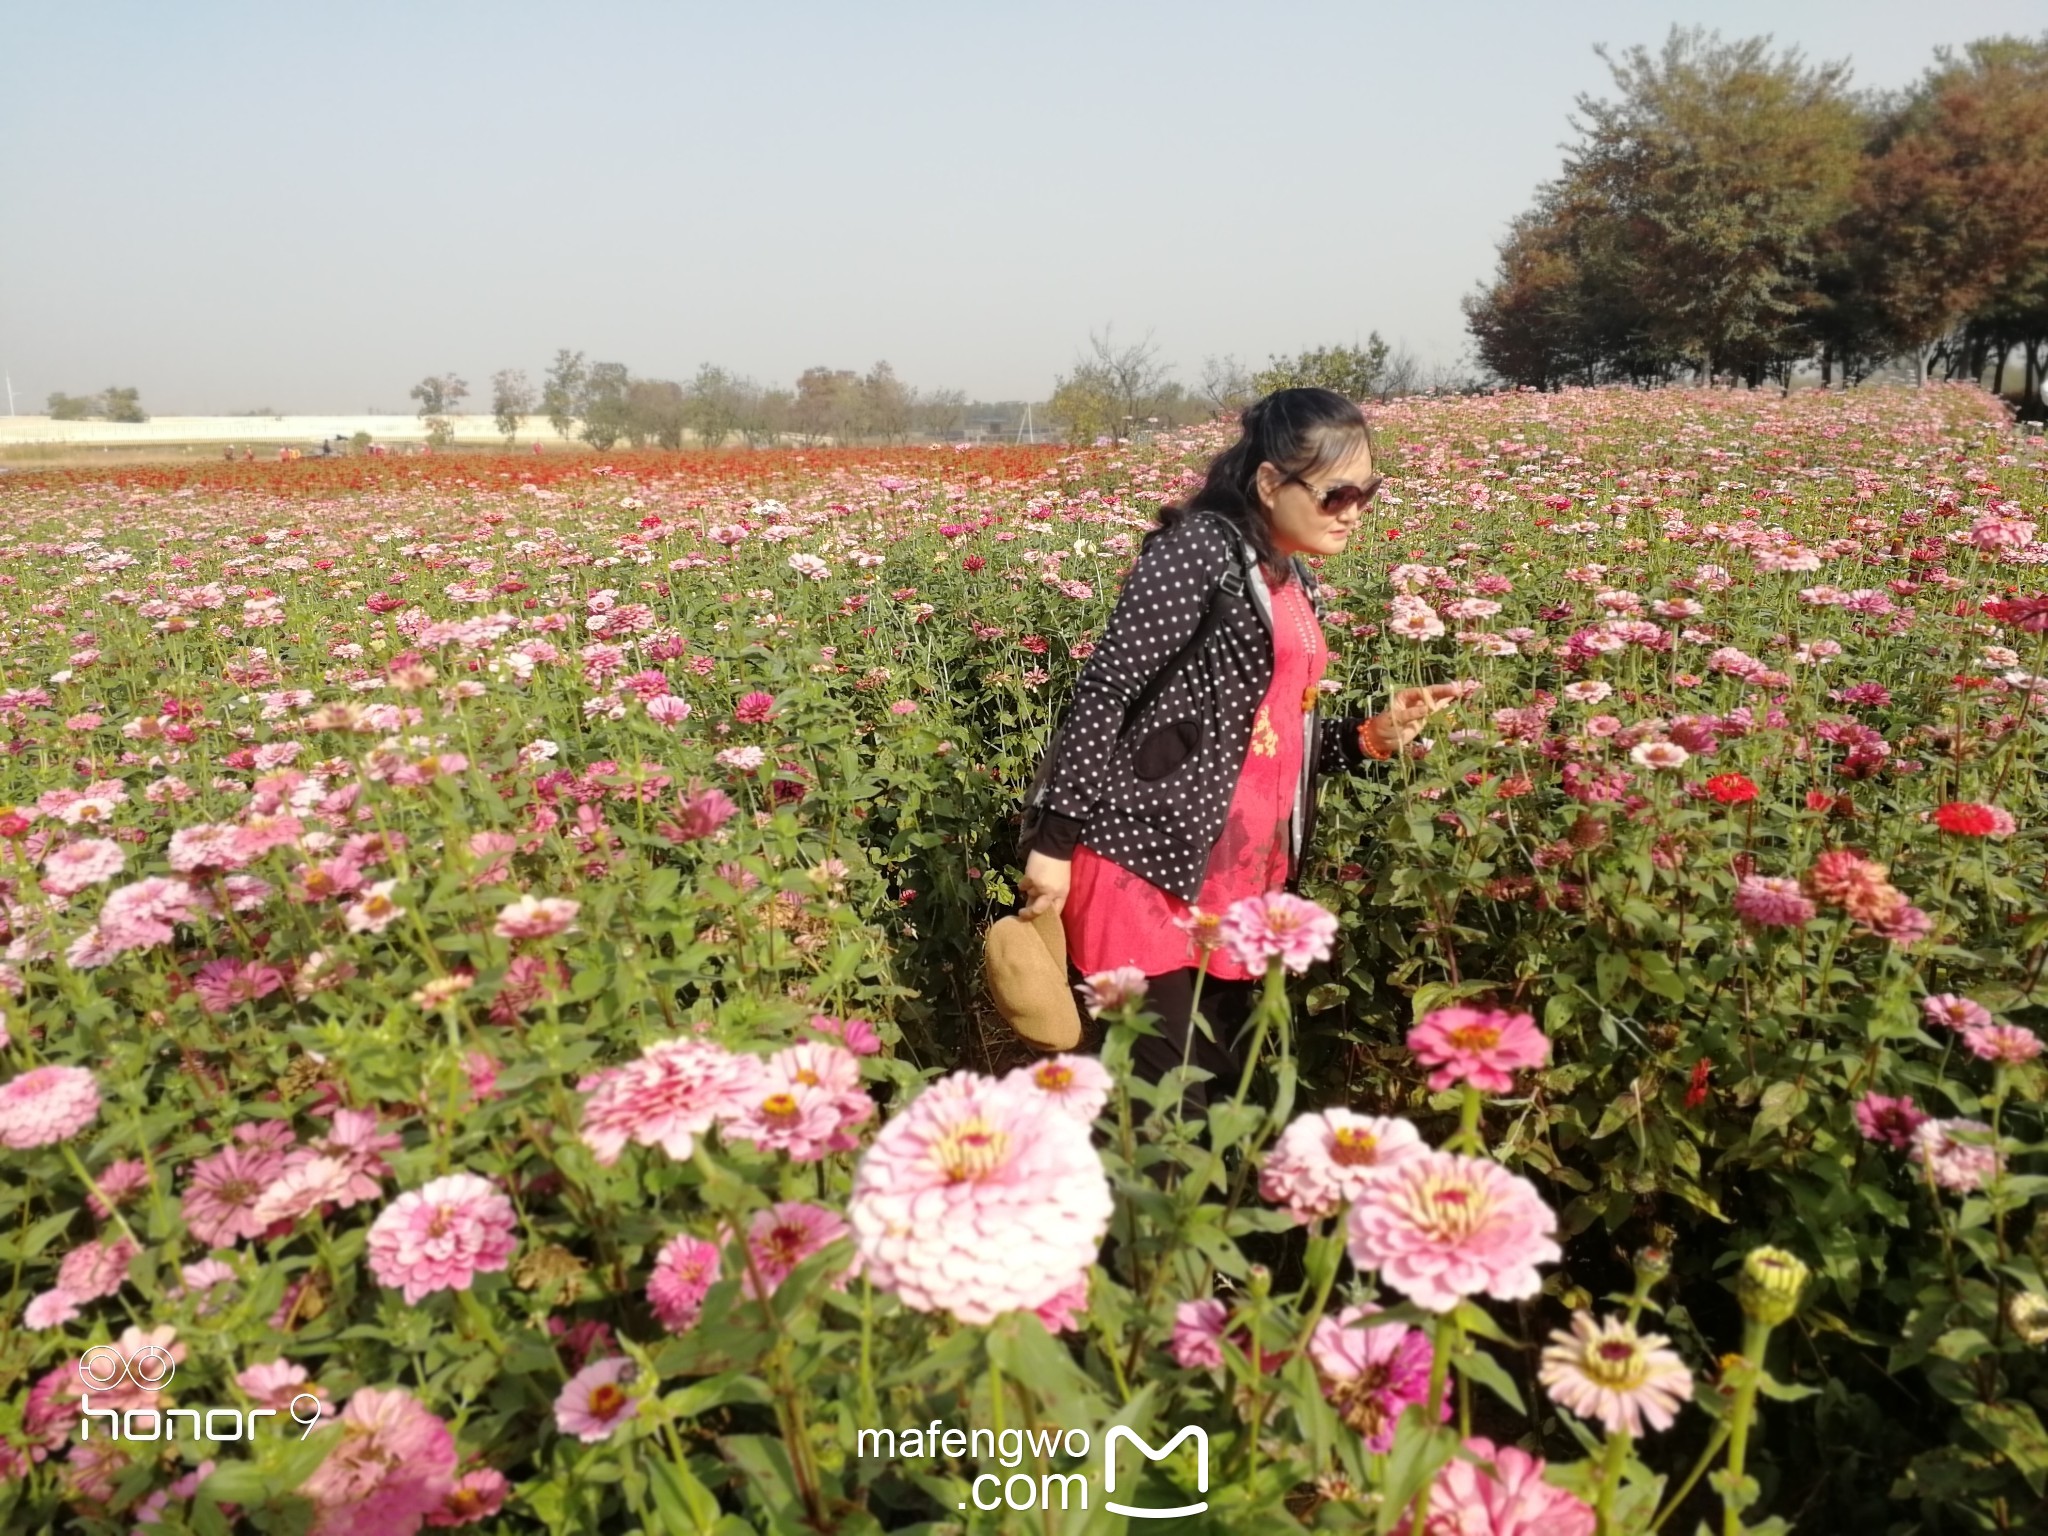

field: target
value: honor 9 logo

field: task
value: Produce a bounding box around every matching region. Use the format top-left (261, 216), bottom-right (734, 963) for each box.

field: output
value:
top-left (77, 1347), bottom-right (326, 1443)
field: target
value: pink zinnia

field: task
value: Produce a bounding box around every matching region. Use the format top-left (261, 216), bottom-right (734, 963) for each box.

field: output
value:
top-left (1309, 1304), bottom-right (1442, 1453)
top-left (1732, 875), bottom-right (1816, 929)
top-left (425, 1467), bottom-right (510, 1527)
top-left (724, 1041), bottom-right (874, 1162)
top-left (738, 1201), bottom-right (853, 1297)
top-left (1413, 1436), bottom-right (1595, 1536)
top-left (493, 895), bottom-right (580, 940)
top-left (39, 838), bottom-right (125, 897)
top-left (300, 1386), bottom-right (457, 1536)
top-left (647, 1234), bottom-right (722, 1332)
top-left (645, 695), bottom-right (693, 728)
top-left (192, 958), bottom-right (287, 1015)
top-left (1003, 1054), bottom-right (1114, 1126)
top-left (0, 1064), bottom-right (100, 1148)
top-left (1963, 1022), bottom-right (2044, 1066)
top-left (1078, 965), bottom-right (1148, 1015)
top-left (251, 1155), bottom-right (359, 1227)
top-left (848, 1070), bottom-right (1113, 1325)
top-left (1539, 1311), bottom-right (1694, 1436)
top-left (23, 1289), bottom-right (80, 1329)
top-left (1407, 1007), bottom-right (1550, 1094)
top-left (56, 1236), bottom-right (138, 1302)
top-left (1171, 1298), bottom-right (1229, 1368)
top-left (365, 1174), bottom-right (518, 1304)
top-left (732, 691), bottom-right (777, 724)
top-left (1347, 1151), bottom-right (1562, 1313)
top-left (1031, 1272), bottom-right (1090, 1334)
top-left (1854, 1093), bottom-right (1928, 1150)
top-left (1218, 892), bottom-right (1338, 974)
top-left (578, 1038), bottom-right (758, 1166)
top-left (805, 1013), bottom-right (884, 1056)
top-left (1922, 993), bottom-right (1993, 1032)
top-left (182, 1141), bottom-right (289, 1247)
top-left (1911, 1118), bottom-right (2003, 1193)
top-left (1260, 1109), bottom-right (1429, 1223)
top-left (303, 1108), bottom-right (400, 1207)
top-left (555, 1357), bottom-right (637, 1443)
top-left (237, 1359), bottom-right (328, 1415)
top-left (660, 788), bottom-right (740, 846)
top-left (343, 879), bottom-right (406, 935)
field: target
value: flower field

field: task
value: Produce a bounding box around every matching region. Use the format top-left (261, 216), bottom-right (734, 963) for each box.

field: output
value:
top-left (0, 384), bottom-right (2043, 1534)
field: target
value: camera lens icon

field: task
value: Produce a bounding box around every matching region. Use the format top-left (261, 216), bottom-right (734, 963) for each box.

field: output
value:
top-left (79, 1345), bottom-right (176, 1393)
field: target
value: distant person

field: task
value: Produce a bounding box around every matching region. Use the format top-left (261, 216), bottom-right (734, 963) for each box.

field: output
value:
top-left (224, 446), bottom-right (236, 461)
top-left (244, 448), bottom-right (255, 462)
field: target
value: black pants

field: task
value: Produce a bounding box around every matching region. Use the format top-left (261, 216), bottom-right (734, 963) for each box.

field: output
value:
top-left (1067, 961), bottom-right (1261, 1119)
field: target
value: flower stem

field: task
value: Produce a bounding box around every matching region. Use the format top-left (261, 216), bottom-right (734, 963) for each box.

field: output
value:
top-left (1595, 1430), bottom-right (1631, 1536)
top-left (1720, 1317), bottom-right (1770, 1536)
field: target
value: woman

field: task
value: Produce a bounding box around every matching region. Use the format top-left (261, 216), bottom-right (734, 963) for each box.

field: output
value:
top-left (1016, 388), bottom-right (1462, 1110)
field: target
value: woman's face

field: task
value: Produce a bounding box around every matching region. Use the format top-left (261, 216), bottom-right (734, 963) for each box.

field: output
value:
top-left (1256, 439), bottom-right (1377, 558)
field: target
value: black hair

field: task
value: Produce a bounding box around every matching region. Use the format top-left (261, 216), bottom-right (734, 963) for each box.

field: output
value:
top-left (1154, 387), bottom-right (1376, 585)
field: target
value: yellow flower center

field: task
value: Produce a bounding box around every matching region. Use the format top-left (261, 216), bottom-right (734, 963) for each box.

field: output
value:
top-left (1034, 1064), bottom-right (1074, 1091)
top-left (759, 1093), bottom-right (801, 1125)
top-left (1330, 1128), bottom-right (1379, 1166)
top-left (1581, 1335), bottom-right (1650, 1390)
top-left (588, 1383), bottom-right (627, 1418)
top-left (1446, 1024), bottom-right (1502, 1053)
top-left (933, 1117), bottom-right (1008, 1182)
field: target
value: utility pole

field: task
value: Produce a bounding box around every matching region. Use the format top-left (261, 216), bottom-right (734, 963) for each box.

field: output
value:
top-left (1015, 404), bottom-right (1035, 445)
top-left (4, 375), bottom-right (15, 416)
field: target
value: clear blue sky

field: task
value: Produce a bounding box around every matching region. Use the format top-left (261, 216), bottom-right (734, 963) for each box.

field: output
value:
top-left (2, 0), bottom-right (2039, 413)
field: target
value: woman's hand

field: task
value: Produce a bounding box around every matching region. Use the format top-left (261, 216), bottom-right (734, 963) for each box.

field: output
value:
top-left (1018, 850), bottom-right (1072, 921)
top-left (1367, 683), bottom-right (1468, 755)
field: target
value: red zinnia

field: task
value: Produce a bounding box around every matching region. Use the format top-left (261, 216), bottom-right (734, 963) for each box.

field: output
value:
top-left (1705, 774), bottom-right (1757, 805)
top-left (1685, 1058), bottom-right (1712, 1110)
top-left (1933, 802), bottom-right (2015, 839)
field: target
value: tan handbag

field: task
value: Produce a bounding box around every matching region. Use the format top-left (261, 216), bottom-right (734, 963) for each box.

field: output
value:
top-left (984, 912), bottom-right (1083, 1052)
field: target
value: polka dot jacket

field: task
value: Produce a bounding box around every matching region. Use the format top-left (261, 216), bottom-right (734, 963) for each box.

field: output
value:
top-left (1022, 507), bottom-right (1382, 902)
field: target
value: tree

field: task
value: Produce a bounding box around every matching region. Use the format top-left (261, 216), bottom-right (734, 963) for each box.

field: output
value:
top-left (915, 388), bottom-right (968, 440)
top-left (410, 374), bottom-right (470, 417)
top-left (1566, 28), bottom-right (1865, 383)
top-left (1854, 37), bottom-right (2048, 388)
top-left (793, 367), bottom-right (859, 443)
top-left (1252, 338), bottom-right (1393, 400)
top-left (47, 392), bottom-right (97, 420)
top-left (861, 362), bottom-right (915, 443)
top-left (490, 369), bottom-right (535, 444)
top-left (740, 388), bottom-right (794, 448)
top-left (624, 379), bottom-right (687, 450)
top-left (1049, 327), bottom-right (1173, 444)
top-left (577, 362), bottom-right (633, 450)
top-left (99, 386), bottom-right (146, 423)
top-left (542, 350), bottom-right (586, 440)
top-left (681, 366), bottom-right (747, 449)
top-left (1199, 355), bottom-right (1253, 413)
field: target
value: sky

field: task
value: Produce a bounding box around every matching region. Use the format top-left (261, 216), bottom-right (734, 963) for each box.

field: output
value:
top-left (3, 0), bottom-right (2041, 414)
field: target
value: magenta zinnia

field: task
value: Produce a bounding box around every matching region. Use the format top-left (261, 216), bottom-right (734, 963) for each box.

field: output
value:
top-left (1309, 1304), bottom-right (1442, 1452)
top-left (300, 1387), bottom-right (457, 1536)
top-left (1346, 1151), bottom-right (1561, 1313)
top-left (1412, 1437), bottom-right (1594, 1536)
top-left (365, 1174), bottom-right (518, 1304)
top-left (848, 1070), bottom-right (1111, 1325)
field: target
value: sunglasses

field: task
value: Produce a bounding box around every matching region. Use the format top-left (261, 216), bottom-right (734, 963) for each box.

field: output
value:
top-left (1286, 472), bottom-right (1385, 515)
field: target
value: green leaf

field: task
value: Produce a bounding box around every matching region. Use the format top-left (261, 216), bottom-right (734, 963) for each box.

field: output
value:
top-left (1451, 1344), bottom-right (1527, 1414)
top-left (1962, 1401), bottom-right (2048, 1496)
top-left (1595, 950), bottom-right (1630, 1004)
top-left (648, 1455), bottom-right (726, 1533)
top-left (1752, 1081), bottom-right (1808, 1140)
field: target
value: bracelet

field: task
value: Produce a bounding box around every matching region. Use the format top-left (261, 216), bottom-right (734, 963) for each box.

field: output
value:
top-left (1358, 717), bottom-right (1394, 760)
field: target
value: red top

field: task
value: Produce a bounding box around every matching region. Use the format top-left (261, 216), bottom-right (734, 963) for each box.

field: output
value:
top-left (1062, 568), bottom-right (1328, 982)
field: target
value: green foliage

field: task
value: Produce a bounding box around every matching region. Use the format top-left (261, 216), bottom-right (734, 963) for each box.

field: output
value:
top-left (1252, 337), bottom-right (1393, 402)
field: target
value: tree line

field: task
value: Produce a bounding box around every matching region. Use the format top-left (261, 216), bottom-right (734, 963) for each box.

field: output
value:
top-left (407, 358), bottom-right (992, 450)
top-left (1463, 28), bottom-right (2048, 403)
top-left (45, 387), bottom-right (147, 423)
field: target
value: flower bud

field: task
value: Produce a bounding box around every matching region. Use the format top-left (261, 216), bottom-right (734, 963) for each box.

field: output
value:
top-left (1633, 1244), bottom-right (1672, 1287)
top-left (1248, 1264), bottom-right (1272, 1301)
top-left (1738, 1246), bottom-right (1808, 1327)
top-left (2008, 1290), bottom-right (2048, 1347)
